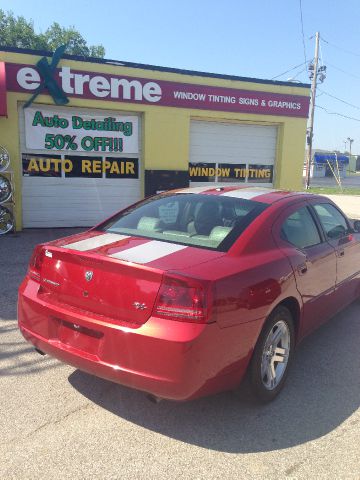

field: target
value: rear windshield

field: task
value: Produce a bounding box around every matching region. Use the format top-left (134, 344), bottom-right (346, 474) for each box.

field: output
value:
top-left (97, 193), bottom-right (268, 251)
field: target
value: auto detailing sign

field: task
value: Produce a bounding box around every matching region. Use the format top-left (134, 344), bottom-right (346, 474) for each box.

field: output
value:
top-left (24, 106), bottom-right (138, 153)
top-left (6, 63), bottom-right (310, 118)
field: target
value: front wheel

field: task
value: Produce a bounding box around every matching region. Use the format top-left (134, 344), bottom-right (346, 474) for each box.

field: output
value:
top-left (250, 306), bottom-right (295, 402)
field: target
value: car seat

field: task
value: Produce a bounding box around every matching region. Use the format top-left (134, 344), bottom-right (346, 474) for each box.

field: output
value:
top-left (188, 201), bottom-right (222, 236)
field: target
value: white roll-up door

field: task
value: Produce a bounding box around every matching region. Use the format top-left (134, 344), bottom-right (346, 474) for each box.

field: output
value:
top-left (189, 120), bottom-right (277, 187)
top-left (19, 104), bottom-right (142, 228)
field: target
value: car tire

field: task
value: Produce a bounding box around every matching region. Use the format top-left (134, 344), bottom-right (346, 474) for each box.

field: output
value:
top-left (250, 305), bottom-right (295, 402)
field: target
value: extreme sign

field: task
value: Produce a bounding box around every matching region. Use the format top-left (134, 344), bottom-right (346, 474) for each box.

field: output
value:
top-left (6, 63), bottom-right (310, 118)
top-left (24, 106), bottom-right (139, 153)
top-left (22, 154), bottom-right (139, 179)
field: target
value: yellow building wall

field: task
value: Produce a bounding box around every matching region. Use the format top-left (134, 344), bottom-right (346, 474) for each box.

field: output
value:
top-left (0, 50), bottom-right (309, 230)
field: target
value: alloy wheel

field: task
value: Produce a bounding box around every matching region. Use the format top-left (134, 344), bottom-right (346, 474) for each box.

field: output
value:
top-left (261, 320), bottom-right (290, 390)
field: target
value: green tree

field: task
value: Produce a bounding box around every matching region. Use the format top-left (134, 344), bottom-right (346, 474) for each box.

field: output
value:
top-left (0, 10), bottom-right (105, 58)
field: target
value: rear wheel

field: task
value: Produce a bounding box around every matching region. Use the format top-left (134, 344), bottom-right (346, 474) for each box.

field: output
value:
top-left (250, 306), bottom-right (295, 402)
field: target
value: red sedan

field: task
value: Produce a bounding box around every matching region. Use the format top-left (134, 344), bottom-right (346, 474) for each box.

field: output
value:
top-left (18, 187), bottom-right (360, 402)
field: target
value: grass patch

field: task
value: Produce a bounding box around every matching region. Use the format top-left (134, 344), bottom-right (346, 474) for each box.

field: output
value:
top-left (305, 187), bottom-right (360, 195)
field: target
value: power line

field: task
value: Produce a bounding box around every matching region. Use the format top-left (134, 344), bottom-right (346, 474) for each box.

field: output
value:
top-left (287, 67), bottom-right (307, 81)
top-left (299, 0), bottom-right (307, 65)
top-left (322, 37), bottom-right (360, 57)
top-left (293, 67), bottom-right (307, 78)
top-left (316, 104), bottom-right (360, 122)
top-left (326, 61), bottom-right (360, 81)
top-left (317, 88), bottom-right (360, 111)
top-left (271, 61), bottom-right (307, 80)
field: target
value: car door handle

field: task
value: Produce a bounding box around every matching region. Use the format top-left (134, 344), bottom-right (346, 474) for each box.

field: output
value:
top-left (337, 249), bottom-right (345, 257)
top-left (297, 264), bottom-right (308, 275)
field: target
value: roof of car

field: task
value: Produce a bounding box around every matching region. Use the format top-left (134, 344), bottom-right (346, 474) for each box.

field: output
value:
top-left (175, 186), bottom-right (310, 204)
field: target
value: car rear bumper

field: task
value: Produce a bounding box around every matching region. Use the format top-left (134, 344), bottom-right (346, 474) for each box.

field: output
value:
top-left (18, 277), bottom-right (259, 400)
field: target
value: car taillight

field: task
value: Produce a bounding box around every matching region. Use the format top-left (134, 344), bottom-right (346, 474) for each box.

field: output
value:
top-left (154, 274), bottom-right (211, 323)
top-left (28, 245), bottom-right (45, 281)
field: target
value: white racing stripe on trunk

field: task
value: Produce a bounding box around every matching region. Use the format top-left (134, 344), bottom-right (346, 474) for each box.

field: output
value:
top-left (176, 186), bottom-right (217, 194)
top-left (62, 233), bottom-right (130, 251)
top-left (222, 188), bottom-right (277, 199)
top-left (110, 240), bottom-right (187, 264)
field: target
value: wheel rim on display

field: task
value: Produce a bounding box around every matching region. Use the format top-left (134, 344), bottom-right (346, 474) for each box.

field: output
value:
top-left (0, 174), bottom-right (12, 203)
top-left (0, 146), bottom-right (10, 172)
top-left (261, 320), bottom-right (290, 390)
top-left (0, 206), bottom-right (14, 234)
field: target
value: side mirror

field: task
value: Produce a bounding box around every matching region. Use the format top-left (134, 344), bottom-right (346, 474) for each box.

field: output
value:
top-left (327, 224), bottom-right (346, 239)
top-left (353, 220), bottom-right (360, 233)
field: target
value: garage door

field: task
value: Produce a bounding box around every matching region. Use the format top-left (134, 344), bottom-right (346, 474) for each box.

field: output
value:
top-left (189, 120), bottom-right (277, 187)
top-left (20, 105), bottom-right (141, 228)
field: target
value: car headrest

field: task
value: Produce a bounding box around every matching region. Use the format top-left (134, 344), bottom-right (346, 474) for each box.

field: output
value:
top-left (209, 226), bottom-right (233, 242)
top-left (137, 216), bottom-right (161, 231)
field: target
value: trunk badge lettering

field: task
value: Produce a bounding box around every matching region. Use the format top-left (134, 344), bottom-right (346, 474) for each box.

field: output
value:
top-left (43, 278), bottom-right (60, 287)
top-left (133, 302), bottom-right (147, 311)
top-left (85, 271), bottom-right (93, 282)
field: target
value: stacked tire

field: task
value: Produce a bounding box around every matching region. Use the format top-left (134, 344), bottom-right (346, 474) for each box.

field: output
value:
top-left (0, 146), bottom-right (15, 235)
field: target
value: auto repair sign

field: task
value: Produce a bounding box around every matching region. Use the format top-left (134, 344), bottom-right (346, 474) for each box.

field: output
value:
top-left (6, 63), bottom-right (310, 118)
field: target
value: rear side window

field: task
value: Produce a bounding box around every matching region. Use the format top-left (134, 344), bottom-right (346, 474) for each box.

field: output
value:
top-left (313, 203), bottom-right (349, 240)
top-left (281, 206), bottom-right (321, 249)
top-left (97, 193), bottom-right (268, 251)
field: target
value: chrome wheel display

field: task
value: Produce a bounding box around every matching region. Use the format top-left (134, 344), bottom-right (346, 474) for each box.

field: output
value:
top-left (0, 174), bottom-right (12, 203)
top-left (0, 206), bottom-right (14, 234)
top-left (0, 146), bottom-right (10, 172)
top-left (261, 320), bottom-right (290, 390)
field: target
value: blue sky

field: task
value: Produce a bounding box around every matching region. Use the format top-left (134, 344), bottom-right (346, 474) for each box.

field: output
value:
top-left (2, 0), bottom-right (360, 154)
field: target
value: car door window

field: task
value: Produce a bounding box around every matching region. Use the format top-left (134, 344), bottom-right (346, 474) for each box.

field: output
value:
top-left (281, 206), bottom-right (321, 249)
top-left (313, 204), bottom-right (349, 240)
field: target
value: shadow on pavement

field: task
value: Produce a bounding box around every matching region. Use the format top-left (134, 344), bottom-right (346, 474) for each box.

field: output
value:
top-left (69, 301), bottom-right (360, 453)
top-left (0, 323), bottom-right (63, 376)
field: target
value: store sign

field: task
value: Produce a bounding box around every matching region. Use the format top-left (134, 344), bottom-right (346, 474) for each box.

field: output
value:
top-left (22, 154), bottom-right (138, 178)
top-left (0, 62), bottom-right (7, 116)
top-left (6, 63), bottom-right (310, 118)
top-left (189, 162), bottom-right (273, 183)
top-left (23, 45), bottom-right (69, 108)
top-left (24, 106), bottom-right (138, 153)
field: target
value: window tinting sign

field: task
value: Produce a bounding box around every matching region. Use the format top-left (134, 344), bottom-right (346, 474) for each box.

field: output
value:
top-left (189, 163), bottom-right (216, 182)
top-left (247, 164), bottom-right (273, 183)
top-left (218, 163), bottom-right (246, 182)
top-left (189, 163), bottom-right (273, 183)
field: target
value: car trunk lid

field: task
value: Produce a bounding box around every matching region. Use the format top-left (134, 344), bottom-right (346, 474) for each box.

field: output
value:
top-left (37, 232), bottom-right (225, 325)
top-left (39, 247), bottom-right (162, 325)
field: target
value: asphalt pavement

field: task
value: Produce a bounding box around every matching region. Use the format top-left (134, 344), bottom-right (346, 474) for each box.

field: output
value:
top-left (1, 228), bottom-right (360, 480)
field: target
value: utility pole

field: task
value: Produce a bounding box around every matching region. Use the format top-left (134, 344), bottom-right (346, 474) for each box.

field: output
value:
top-left (347, 137), bottom-right (354, 171)
top-left (305, 32), bottom-right (320, 189)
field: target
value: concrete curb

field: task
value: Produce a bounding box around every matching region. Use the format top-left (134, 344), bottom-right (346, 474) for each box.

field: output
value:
top-left (323, 194), bottom-right (360, 219)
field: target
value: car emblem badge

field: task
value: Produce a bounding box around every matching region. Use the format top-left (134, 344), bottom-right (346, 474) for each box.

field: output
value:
top-left (85, 271), bottom-right (93, 282)
top-left (133, 301), bottom-right (147, 311)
